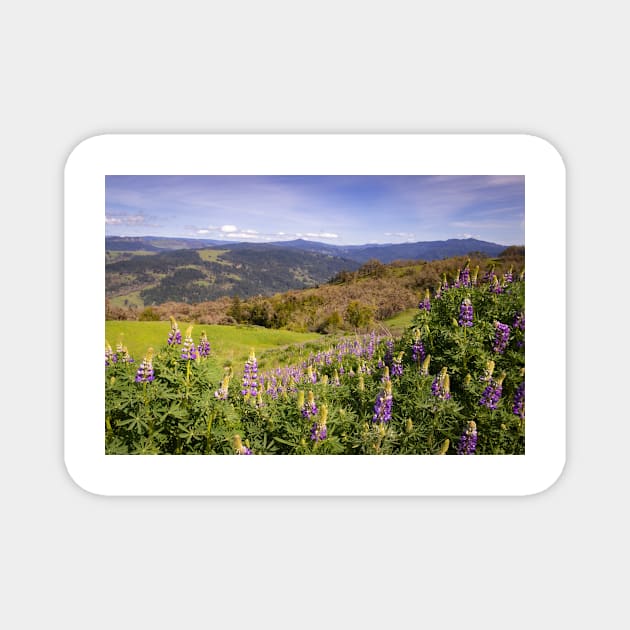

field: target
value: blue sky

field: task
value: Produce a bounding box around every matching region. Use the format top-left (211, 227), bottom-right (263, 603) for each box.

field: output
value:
top-left (105, 175), bottom-right (524, 246)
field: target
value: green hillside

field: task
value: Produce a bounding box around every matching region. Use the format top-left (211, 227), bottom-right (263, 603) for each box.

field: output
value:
top-left (105, 320), bottom-right (323, 381)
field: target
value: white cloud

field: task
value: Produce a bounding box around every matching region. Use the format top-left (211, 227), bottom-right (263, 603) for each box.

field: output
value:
top-left (220, 225), bottom-right (238, 233)
top-left (303, 232), bottom-right (339, 239)
top-left (385, 231), bottom-right (415, 239)
top-left (105, 214), bottom-right (146, 226)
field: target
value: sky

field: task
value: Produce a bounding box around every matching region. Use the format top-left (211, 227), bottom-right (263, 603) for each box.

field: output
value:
top-left (105, 175), bottom-right (525, 246)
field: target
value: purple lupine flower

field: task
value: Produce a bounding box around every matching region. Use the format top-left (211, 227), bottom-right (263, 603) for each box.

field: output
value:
top-left (197, 331), bottom-right (211, 358)
top-left (490, 275), bottom-right (503, 294)
top-left (493, 321), bottom-right (511, 354)
top-left (457, 421), bottom-right (478, 455)
top-left (384, 339), bottom-right (394, 367)
top-left (301, 391), bottom-right (318, 418)
top-left (115, 342), bottom-right (134, 363)
top-left (431, 367), bottom-right (451, 400)
top-left (480, 373), bottom-right (505, 410)
top-left (366, 332), bottom-right (376, 358)
top-left (459, 265), bottom-right (471, 287)
top-left (459, 298), bottom-right (473, 327)
top-left (412, 337), bottom-right (425, 363)
top-left (181, 327), bottom-right (197, 361)
top-left (513, 311), bottom-right (525, 332)
top-left (503, 267), bottom-right (513, 284)
top-left (167, 317), bottom-right (182, 346)
top-left (372, 380), bottom-right (393, 423)
top-left (391, 353), bottom-right (404, 377)
top-left (135, 349), bottom-right (155, 383)
top-left (310, 405), bottom-right (328, 442)
top-left (418, 288), bottom-right (431, 311)
top-left (214, 372), bottom-right (231, 400)
top-left (241, 349), bottom-right (258, 397)
top-left (513, 380), bottom-right (525, 420)
top-left (105, 342), bottom-right (117, 367)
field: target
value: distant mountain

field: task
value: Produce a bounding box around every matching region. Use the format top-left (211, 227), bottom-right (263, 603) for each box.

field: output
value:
top-left (107, 235), bottom-right (508, 262)
top-left (105, 235), bottom-right (225, 251)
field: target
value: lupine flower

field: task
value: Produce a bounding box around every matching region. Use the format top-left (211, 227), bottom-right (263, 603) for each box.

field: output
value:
top-left (306, 366), bottom-right (317, 384)
top-left (459, 298), bottom-right (474, 327)
top-left (372, 380), bottom-right (393, 423)
top-left (241, 349), bottom-right (258, 398)
top-left (420, 354), bottom-right (431, 376)
top-left (481, 360), bottom-right (495, 382)
top-left (493, 321), bottom-right (511, 353)
top-left (503, 267), bottom-right (514, 284)
top-left (431, 367), bottom-right (451, 400)
top-left (214, 371), bottom-right (231, 400)
top-left (418, 288), bottom-right (431, 311)
top-left (411, 329), bottom-right (425, 364)
top-left (490, 275), bottom-right (503, 294)
top-left (482, 263), bottom-right (496, 282)
top-left (310, 404), bottom-right (328, 442)
top-left (384, 339), bottom-right (394, 367)
top-left (116, 342), bottom-right (134, 363)
top-left (457, 420), bottom-right (478, 455)
top-left (513, 380), bottom-right (525, 420)
top-left (301, 390), bottom-right (318, 418)
top-left (453, 261), bottom-right (471, 288)
top-left (197, 331), bottom-right (211, 358)
top-left (105, 342), bottom-right (117, 367)
top-left (181, 326), bottom-right (197, 361)
top-left (513, 311), bottom-right (525, 332)
top-left (167, 316), bottom-right (182, 345)
top-left (381, 365), bottom-right (391, 383)
top-left (233, 435), bottom-right (252, 455)
top-left (471, 265), bottom-right (479, 286)
top-left (480, 372), bottom-right (505, 410)
top-left (135, 348), bottom-right (155, 383)
top-left (391, 352), bottom-right (404, 377)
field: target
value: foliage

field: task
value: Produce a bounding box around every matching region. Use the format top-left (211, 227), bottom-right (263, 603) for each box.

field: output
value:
top-left (105, 261), bottom-right (525, 455)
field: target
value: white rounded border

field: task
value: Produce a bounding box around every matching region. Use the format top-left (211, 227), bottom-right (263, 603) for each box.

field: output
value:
top-left (64, 134), bottom-right (565, 496)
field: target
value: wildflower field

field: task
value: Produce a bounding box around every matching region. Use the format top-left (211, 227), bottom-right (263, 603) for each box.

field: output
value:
top-left (105, 261), bottom-right (525, 455)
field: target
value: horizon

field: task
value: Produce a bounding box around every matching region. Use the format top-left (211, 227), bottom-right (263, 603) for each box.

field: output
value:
top-left (106, 234), bottom-right (519, 248)
top-left (105, 175), bottom-right (525, 247)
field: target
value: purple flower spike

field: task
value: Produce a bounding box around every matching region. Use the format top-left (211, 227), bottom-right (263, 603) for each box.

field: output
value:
top-left (479, 374), bottom-right (505, 410)
top-left (135, 350), bottom-right (155, 383)
top-left (181, 327), bottom-right (198, 361)
top-left (458, 298), bottom-right (473, 327)
top-left (197, 331), bottom-right (211, 358)
top-left (167, 317), bottom-right (182, 346)
top-left (513, 381), bottom-right (525, 420)
top-left (242, 350), bottom-right (258, 398)
top-left (457, 421), bottom-right (478, 455)
top-left (493, 321), bottom-right (510, 354)
top-left (372, 381), bottom-right (393, 423)
top-left (431, 368), bottom-right (451, 401)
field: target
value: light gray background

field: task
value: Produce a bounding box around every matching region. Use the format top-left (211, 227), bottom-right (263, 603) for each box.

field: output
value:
top-left (1, 1), bottom-right (624, 628)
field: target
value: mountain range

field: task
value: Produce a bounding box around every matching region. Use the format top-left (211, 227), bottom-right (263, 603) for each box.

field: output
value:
top-left (105, 235), bottom-right (510, 308)
top-left (106, 235), bottom-right (507, 263)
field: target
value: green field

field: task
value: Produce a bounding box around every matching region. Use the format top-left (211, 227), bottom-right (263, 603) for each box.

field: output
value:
top-left (105, 320), bottom-right (323, 381)
top-left (380, 308), bottom-right (418, 334)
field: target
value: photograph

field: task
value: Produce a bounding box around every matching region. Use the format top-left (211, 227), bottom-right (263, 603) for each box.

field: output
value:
top-left (104, 174), bottom-right (525, 456)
